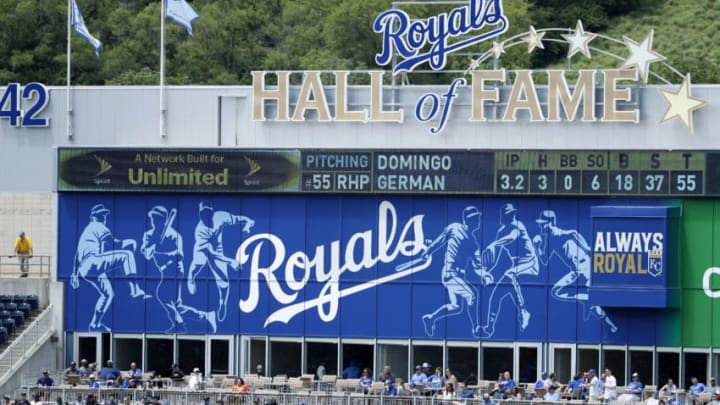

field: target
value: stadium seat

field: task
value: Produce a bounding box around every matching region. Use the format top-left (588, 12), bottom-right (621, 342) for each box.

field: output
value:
top-left (0, 326), bottom-right (7, 342)
top-left (5, 302), bottom-right (17, 312)
top-left (10, 310), bottom-right (24, 326)
top-left (0, 303), bottom-right (5, 311)
top-left (0, 295), bottom-right (11, 305)
top-left (17, 302), bottom-right (31, 318)
top-left (1, 318), bottom-right (15, 334)
top-left (12, 295), bottom-right (26, 303)
top-left (25, 295), bottom-right (39, 310)
top-left (0, 310), bottom-right (10, 319)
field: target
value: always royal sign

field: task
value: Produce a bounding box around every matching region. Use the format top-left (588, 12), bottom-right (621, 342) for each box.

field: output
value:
top-left (252, 0), bottom-right (707, 135)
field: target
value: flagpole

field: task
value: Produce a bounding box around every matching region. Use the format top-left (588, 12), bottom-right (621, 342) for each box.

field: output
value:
top-left (66, 0), bottom-right (73, 140)
top-left (160, 0), bottom-right (167, 139)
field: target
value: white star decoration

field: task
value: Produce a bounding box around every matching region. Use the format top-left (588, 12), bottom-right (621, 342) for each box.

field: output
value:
top-left (522, 26), bottom-right (545, 54)
top-left (621, 30), bottom-right (666, 83)
top-left (561, 20), bottom-right (596, 59)
top-left (658, 74), bottom-right (707, 133)
top-left (491, 41), bottom-right (506, 59)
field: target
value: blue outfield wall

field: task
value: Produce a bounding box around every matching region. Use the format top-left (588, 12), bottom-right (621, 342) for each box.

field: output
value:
top-left (58, 194), bottom-right (679, 345)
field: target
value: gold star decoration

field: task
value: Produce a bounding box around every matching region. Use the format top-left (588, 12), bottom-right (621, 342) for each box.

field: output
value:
top-left (658, 74), bottom-right (707, 133)
top-left (561, 20), bottom-right (597, 59)
top-left (491, 41), bottom-right (506, 59)
top-left (522, 26), bottom-right (545, 54)
top-left (620, 30), bottom-right (666, 83)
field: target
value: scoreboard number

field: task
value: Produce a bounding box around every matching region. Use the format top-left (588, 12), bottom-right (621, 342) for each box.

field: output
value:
top-left (0, 83), bottom-right (50, 128)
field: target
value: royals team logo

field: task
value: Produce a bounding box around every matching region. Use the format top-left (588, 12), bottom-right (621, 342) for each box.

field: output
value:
top-left (648, 249), bottom-right (663, 277)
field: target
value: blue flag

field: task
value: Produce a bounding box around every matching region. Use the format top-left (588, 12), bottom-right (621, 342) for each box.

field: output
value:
top-left (166, 0), bottom-right (200, 36)
top-left (71, 0), bottom-right (102, 56)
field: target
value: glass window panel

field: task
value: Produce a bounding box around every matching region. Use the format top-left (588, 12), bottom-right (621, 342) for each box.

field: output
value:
top-left (413, 345), bottom-right (443, 378)
top-left (603, 349), bottom-right (626, 384)
top-left (579, 349), bottom-right (599, 375)
top-left (307, 342), bottom-right (338, 378)
top-left (248, 338), bottom-right (266, 375)
top-left (482, 347), bottom-right (512, 381)
top-left (684, 352), bottom-right (708, 388)
top-left (210, 339), bottom-right (230, 375)
top-left (658, 352), bottom-right (679, 386)
top-left (78, 336), bottom-right (98, 365)
top-left (114, 337), bottom-right (143, 370)
top-left (179, 339), bottom-right (206, 375)
top-left (553, 348), bottom-right (572, 384)
top-left (343, 344), bottom-right (374, 379)
top-left (630, 351), bottom-right (653, 386)
top-left (270, 341), bottom-right (301, 377)
top-left (448, 347), bottom-right (478, 384)
top-left (146, 338), bottom-right (174, 376)
top-left (519, 347), bottom-right (538, 384)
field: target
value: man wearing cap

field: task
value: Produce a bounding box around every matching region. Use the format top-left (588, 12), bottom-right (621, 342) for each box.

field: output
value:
top-left (99, 360), bottom-right (120, 381)
top-left (479, 203), bottom-right (539, 338)
top-left (188, 367), bottom-right (204, 390)
top-left (586, 369), bottom-right (602, 401)
top-left (533, 209), bottom-right (618, 333)
top-left (141, 205), bottom-right (217, 333)
top-left (70, 203), bottom-right (151, 332)
top-left (383, 379), bottom-right (398, 396)
top-left (36, 369), bottom-right (54, 387)
top-left (64, 361), bottom-right (78, 376)
top-left (618, 372), bottom-right (644, 403)
top-left (420, 206), bottom-right (485, 338)
top-left (18, 393), bottom-right (30, 405)
top-left (186, 200), bottom-right (254, 322)
top-left (422, 362), bottom-right (432, 377)
top-left (410, 365), bottom-right (428, 389)
top-left (482, 392), bottom-right (496, 405)
top-left (14, 231), bottom-right (33, 277)
top-left (535, 372), bottom-right (549, 389)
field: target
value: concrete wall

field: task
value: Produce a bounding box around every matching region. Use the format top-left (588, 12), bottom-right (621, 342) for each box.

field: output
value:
top-left (0, 193), bottom-right (53, 257)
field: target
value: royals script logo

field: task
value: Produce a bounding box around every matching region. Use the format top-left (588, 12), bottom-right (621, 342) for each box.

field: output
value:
top-left (236, 201), bottom-right (430, 326)
top-left (374, 0), bottom-right (509, 73)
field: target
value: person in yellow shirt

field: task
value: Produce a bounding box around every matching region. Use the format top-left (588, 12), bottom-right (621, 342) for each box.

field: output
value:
top-left (14, 231), bottom-right (33, 277)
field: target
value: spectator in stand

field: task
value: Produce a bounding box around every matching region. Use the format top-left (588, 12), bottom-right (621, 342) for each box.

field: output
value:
top-left (359, 368), bottom-right (373, 394)
top-left (99, 360), bottom-right (120, 381)
top-left (618, 372), bottom-right (644, 403)
top-left (30, 394), bottom-right (41, 405)
top-left (709, 378), bottom-right (718, 395)
top-left (458, 383), bottom-right (475, 399)
top-left (316, 362), bottom-right (326, 380)
top-left (658, 377), bottom-right (678, 404)
top-left (444, 369), bottom-right (459, 393)
top-left (585, 369), bottom-right (602, 401)
top-left (422, 363), bottom-right (432, 377)
top-left (2, 395), bottom-right (10, 405)
top-left (106, 395), bottom-right (117, 405)
top-left (383, 379), bottom-right (398, 396)
top-left (170, 363), bottom-right (185, 383)
top-left (566, 373), bottom-right (585, 399)
top-left (37, 369), bottom-right (54, 387)
top-left (88, 374), bottom-right (100, 388)
top-left (690, 377), bottom-right (707, 403)
top-left (378, 365), bottom-right (393, 382)
top-left (602, 368), bottom-right (618, 402)
top-left (256, 364), bottom-right (264, 377)
top-left (85, 394), bottom-right (97, 405)
top-left (491, 371), bottom-right (516, 399)
top-left (410, 365), bottom-right (427, 389)
top-left (188, 368), bottom-right (203, 390)
top-left (65, 361), bottom-right (79, 376)
top-left (18, 393), bottom-right (30, 405)
top-left (14, 231), bottom-right (33, 278)
top-left (482, 393), bottom-right (496, 405)
top-left (231, 378), bottom-right (250, 393)
top-left (427, 367), bottom-right (445, 391)
top-left (535, 372), bottom-right (549, 389)
top-left (342, 361), bottom-right (360, 379)
top-left (443, 382), bottom-right (456, 398)
top-left (544, 384), bottom-right (561, 402)
top-left (127, 362), bottom-right (143, 388)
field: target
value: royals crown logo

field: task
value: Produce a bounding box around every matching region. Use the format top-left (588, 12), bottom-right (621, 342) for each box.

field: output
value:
top-left (648, 249), bottom-right (663, 277)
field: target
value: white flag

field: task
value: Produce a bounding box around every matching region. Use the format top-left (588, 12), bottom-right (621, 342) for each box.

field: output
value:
top-left (71, 0), bottom-right (102, 56)
top-left (166, 0), bottom-right (200, 36)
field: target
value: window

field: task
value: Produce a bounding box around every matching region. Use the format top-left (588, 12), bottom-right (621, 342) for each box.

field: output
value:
top-left (114, 337), bottom-right (143, 370)
top-left (77, 335), bottom-right (99, 365)
top-left (378, 342), bottom-right (409, 381)
top-left (657, 351), bottom-right (679, 386)
top-left (412, 344), bottom-right (442, 377)
top-left (684, 351), bottom-right (709, 388)
top-left (307, 341), bottom-right (338, 377)
top-left (270, 341), bottom-right (301, 377)
top-left (603, 348), bottom-right (626, 384)
top-left (630, 349), bottom-right (653, 386)
top-left (552, 347), bottom-right (573, 384)
top-left (146, 338), bottom-right (174, 376)
top-left (579, 347), bottom-right (599, 374)
top-left (482, 346), bottom-right (512, 380)
top-left (210, 339), bottom-right (231, 375)
top-left (179, 339), bottom-right (206, 374)
top-left (518, 345), bottom-right (540, 384)
top-left (247, 338), bottom-right (266, 375)
top-left (448, 345), bottom-right (478, 384)
top-left (343, 343), bottom-right (374, 379)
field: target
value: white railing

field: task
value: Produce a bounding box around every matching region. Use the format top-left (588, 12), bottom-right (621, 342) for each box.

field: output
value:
top-left (0, 255), bottom-right (51, 278)
top-left (0, 304), bottom-right (54, 383)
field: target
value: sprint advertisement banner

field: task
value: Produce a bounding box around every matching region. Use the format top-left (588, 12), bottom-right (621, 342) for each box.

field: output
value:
top-left (59, 194), bottom-right (679, 345)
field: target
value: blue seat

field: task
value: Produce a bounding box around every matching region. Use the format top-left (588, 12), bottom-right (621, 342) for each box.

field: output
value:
top-left (25, 295), bottom-right (39, 310)
top-left (1, 318), bottom-right (15, 334)
top-left (0, 310), bottom-right (9, 319)
top-left (0, 303), bottom-right (5, 311)
top-left (0, 295), bottom-right (11, 305)
top-left (10, 310), bottom-right (24, 326)
top-left (0, 326), bottom-right (6, 344)
top-left (12, 295), bottom-right (26, 303)
top-left (17, 302), bottom-right (31, 318)
top-left (4, 302), bottom-right (17, 312)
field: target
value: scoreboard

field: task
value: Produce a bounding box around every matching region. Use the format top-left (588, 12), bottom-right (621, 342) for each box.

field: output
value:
top-left (58, 148), bottom-right (720, 197)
